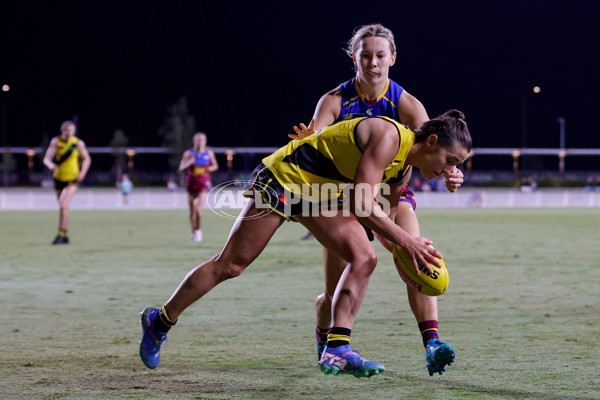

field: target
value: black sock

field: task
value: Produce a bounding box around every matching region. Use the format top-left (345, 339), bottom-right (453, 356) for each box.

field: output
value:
top-left (327, 327), bottom-right (351, 348)
top-left (153, 305), bottom-right (177, 333)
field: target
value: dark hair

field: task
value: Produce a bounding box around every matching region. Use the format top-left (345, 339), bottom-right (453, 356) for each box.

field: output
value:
top-left (415, 109), bottom-right (472, 152)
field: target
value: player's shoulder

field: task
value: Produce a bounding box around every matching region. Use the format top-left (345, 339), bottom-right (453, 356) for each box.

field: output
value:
top-left (359, 116), bottom-right (403, 137)
top-left (323, 86), bottom-right (342, 98)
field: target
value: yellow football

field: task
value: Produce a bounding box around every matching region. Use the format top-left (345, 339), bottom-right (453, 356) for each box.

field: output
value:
top-left (392, 244), bottom-right (449, 296)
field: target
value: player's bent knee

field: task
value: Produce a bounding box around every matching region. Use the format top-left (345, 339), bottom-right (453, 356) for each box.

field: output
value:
top-left (218, 263), bottom-right (246, 280)
top-left (351, 250), bottom-right (377, 276)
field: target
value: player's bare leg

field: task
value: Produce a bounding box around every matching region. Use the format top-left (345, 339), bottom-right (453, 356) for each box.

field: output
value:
top-left (140, 199), bottom-right (284, 369)
top-left (191, 191), bottom-right (208, 242)
top-left (314, 250), bottom-right (346, 361)
top-left (396, 201), bottom-right (455, 375)
top-left (52, 184), bottom-right (78, 244)
top-left (299, 213), bottom-right (384, 377)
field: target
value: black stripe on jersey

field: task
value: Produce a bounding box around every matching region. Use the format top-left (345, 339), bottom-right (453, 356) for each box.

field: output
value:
top-left (281, 144), bottom-right (352, 183)
top-left (385, 167), bottom-right (410, 184)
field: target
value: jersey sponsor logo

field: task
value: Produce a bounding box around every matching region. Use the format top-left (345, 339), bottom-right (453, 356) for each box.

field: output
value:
top-left (366, 108), bottom-right (373, 116)
top-left (342, 113), bottom-right (366, 121)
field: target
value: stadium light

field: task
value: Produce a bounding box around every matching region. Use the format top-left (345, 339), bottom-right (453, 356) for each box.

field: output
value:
top-left (521, 85), bottom-right (541, 149)
top-left (1, 84), bottom-right (9, 92)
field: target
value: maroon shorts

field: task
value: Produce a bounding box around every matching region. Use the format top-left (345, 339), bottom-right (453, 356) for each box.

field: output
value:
top-left (399, 185), bottom-right (417, 210)
top-left (186, 174), bottom-right (211, 196)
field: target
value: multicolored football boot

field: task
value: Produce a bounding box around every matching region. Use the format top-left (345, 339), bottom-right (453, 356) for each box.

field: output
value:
top-left (425, 338), bottom-right (455, 376)
top-left (139, 307), bottom-right (168, 369)
top-left (319, 345), bottom-right (385, 378)
top-left (317, 340), bottom-right (327, 363)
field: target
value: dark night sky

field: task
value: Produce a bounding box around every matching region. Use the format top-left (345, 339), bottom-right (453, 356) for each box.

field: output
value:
top-left (2, 0), bottom-right (600, 152)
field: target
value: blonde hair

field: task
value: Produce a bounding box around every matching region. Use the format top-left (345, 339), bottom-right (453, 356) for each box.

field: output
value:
top-left (60, 120), bottom-right (75, 132)
top-left (344, 24), bottom-right (396, 58)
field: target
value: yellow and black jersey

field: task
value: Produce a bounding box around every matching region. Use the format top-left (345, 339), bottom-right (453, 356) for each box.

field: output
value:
top-left (52, 136), bottom-right (80, 182)
top-left (262, 116), bottom-right (414, 202)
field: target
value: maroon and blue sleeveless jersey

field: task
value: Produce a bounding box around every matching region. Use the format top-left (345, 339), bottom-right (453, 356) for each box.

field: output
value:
top-left (190, 149), bottom-right (211, 167)
top-left (334, 78), bottom-right (404, 124)
top-left (333, 78), bottom-right (416, 210)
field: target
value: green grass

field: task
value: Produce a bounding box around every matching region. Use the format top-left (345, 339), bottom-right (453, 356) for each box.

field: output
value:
top-left (0, 208), bottom-right (599, 399)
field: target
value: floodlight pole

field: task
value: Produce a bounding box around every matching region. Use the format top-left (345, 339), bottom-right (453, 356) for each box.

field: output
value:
top-left (557, 117), bottom-right (565, 150)
top-left (2, 88), bottom-right (8, 187)
top-left (557, 117), bottom-right (566, 181)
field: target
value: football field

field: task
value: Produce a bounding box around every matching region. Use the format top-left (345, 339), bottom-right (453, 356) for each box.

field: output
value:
top-left (0, 208), bottom-right (598, 399)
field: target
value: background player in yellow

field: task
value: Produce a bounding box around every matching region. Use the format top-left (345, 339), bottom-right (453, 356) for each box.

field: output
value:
top-left (289, 24), bottom-right (462, 375)
top-left (43, 120), bottom-right (91, 244)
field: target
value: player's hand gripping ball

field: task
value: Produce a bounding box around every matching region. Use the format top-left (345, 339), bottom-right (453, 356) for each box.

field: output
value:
top-left (392, 244), bottom-right (449, 296)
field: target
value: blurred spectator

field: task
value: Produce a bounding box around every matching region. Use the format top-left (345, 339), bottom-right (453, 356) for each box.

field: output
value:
top-left (411, 177), bottom-right (424, 192)
top-left (584, 176), bottom-right (600, 192)
top-left (520, 176), bottom-right (536, 193)
top-left (167, 176), bottom-right (179, 192)
top-left (469, 189), bottom-right (484, 207)
top-left (117, 173), bottom-right (133, 206)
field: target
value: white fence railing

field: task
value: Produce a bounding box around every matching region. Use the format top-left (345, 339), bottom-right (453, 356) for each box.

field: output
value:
top-left (1, 188), bottom-right (598, 211)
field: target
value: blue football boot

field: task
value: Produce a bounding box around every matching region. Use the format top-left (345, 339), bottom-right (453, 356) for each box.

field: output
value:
top-left (139, 307), bottom-right (168, 369)
top-left (319, 345), bottom-right (385, 378)
top-left (317, 340), bottom-right (327, 363)
top-left (425, 338), bottom-right (455, 376)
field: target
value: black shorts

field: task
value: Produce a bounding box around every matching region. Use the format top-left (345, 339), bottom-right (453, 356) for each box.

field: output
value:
top-left (54, 178), bottom-right (77, 191)
top-left (243, 163), bottom-right (344, 221)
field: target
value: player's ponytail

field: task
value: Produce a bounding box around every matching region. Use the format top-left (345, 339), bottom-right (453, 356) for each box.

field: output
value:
top-left (415, 109), bottom-right (472, 152)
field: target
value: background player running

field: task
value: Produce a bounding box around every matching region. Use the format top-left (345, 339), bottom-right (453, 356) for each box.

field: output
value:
top-left (177, 132), bottom-right (218, 243)
top-left (43, 120), bottom-right (91, 245)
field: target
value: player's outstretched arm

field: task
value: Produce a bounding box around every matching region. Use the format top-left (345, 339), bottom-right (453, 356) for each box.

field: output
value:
top-left (351, 118), bottom-right (442, 274)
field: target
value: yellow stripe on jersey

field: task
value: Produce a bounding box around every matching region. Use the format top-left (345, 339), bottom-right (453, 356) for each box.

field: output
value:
top-left (354, 79), bottom-right (391, 103)
top-left (382, 95), bottom-right (397, 108)
top-left (53, 136), bottom-right (80, 182)
top-left (342, 95), bottom-right (361, 107)
top-left (262, 116), bottom-right (414, 202)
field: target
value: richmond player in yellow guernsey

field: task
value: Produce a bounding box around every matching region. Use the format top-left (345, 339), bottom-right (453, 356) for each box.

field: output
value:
top-left (260, 116), bottom-right (414, 216)
top-left (43, 120), bottom-right (91, 245)
top-left (139, 110), bottom-right (471, 378)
